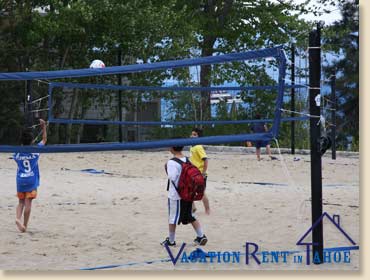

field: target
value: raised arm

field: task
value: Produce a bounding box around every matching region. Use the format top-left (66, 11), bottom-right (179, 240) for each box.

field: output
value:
top-left (39, 119), bottom-right (47, 145)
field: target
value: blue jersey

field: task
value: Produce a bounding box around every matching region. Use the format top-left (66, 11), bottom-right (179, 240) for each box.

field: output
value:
top-left (252, 123), bottom-right (266, 133)
top-left (13, 142), bottom-right (44, 192)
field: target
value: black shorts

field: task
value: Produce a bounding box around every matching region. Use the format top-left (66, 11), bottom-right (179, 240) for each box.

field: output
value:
top-left (178, 200), bottom-right (196, 225)
top-left (255, 140), bottom-right (269, 149)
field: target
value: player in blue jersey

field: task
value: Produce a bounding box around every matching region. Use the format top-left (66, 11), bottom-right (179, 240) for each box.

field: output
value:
top-left (251, 114), bottom-right (277, 161)
top-left (13, 119), bottom-right (47, 232)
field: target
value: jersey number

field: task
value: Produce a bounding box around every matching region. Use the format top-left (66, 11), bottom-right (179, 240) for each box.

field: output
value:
top-left (23, 160), bottom-right (31, 173)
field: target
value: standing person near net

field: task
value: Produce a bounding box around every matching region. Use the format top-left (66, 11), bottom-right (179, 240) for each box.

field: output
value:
top-left (13, 119), bottom-right (47, 232)
top-left (161, 144), bottom-right (207, 247)
top-left (189, 128), bottom-right (210, 215)
top-left (251, 114), bottom-right (278, 161)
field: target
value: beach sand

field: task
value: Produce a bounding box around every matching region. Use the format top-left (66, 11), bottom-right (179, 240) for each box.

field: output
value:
top-left (0, 148), bottom-right (359, 270)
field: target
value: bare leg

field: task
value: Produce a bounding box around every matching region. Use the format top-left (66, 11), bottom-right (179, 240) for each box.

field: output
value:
top-left (266, 144), bottom-right (272, 157)
top-left (191, 220), bottom-right (202, 232)
top-left (266, 144), bottom-right (278, 160)
top-left (16, 199), bottom-right (26, 232)
top-left (169, 224), bottom-right (176, 233)
top-left (192, 202), bottom-right (197, 213)
top-left (23, 198), bottom-right (33, 231)
top-left (202, 194), bottom-right (210, 215)
top-left (191, 219), bottom-right (207, 245)
top-left (256, 148), bottom-right (261, 161)
top-left (169, 224), bottom-right (176, 243)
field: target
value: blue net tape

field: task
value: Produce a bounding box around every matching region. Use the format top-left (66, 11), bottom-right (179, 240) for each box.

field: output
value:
top-left (0, 47), bottom-right (283, 80)
top-left (0, 133), bottom-right (272, 153)
top-left (49, 81), bottom-right (305, 92)
top-left (48, 116), bottom-right (309, 126)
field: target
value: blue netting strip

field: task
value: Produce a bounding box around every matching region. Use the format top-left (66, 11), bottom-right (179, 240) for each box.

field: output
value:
top-left (48, 116), bottom-right (309, 126)
top-left (0, 133), bottom-right (272, 153)
top-left (0, 46), bottom-right (289, 153)
top-left (49, 81), bottom-right (305, 92)
top-left (271, 49), bottom-right (287, 138)
top-left (0, 47), bottom-right (282, 80)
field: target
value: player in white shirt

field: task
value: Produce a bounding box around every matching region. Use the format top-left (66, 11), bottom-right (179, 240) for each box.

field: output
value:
top-left (162, 144), bottom-right (207, 247)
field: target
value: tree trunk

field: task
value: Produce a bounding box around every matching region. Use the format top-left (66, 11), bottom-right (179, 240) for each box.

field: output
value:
top-left (54, 47), bottom-right (70, 143)
top-left (76, 124), bottom-right (84, 144)
top-left (75, 94), bottom-right (87, 144)
top-left (200, 37), bottom-right (215, 122)
top-left (65, 90), bottom-right (79, 144)
top-left (199, 0), bottom-right (233, 122)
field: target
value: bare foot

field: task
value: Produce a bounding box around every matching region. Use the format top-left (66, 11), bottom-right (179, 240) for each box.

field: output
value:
top-left (15, 219), bottom-right (26, 233)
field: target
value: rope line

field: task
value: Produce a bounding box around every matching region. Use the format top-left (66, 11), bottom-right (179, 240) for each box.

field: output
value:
top-left (29, 108), bottom-right (49, 113)
top-left (29, 95), bottom-right (50, 104)
top-left (273, 138), bottom-right (310, 228)
top-left (36, 79), bottom-right (51, 85)
top-left (280, 108), bottom-right (320, 119)
top-left (31, 122), bottom-right (49, 143)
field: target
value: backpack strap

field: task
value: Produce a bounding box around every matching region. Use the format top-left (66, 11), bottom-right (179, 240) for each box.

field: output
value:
top-left (166, 157), bottom-right (187, 192)
top-left (171, 157), bottom-right (189, 165)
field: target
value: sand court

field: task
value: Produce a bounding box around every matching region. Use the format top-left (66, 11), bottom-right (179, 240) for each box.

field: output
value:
top-left (0, 148), bottom-right (359, 270)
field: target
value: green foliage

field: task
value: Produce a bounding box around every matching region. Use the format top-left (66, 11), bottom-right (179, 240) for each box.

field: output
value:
top-left (322, 0), bottom-right (359, 150)
top-left (1, 0), bottom-right (353, 150)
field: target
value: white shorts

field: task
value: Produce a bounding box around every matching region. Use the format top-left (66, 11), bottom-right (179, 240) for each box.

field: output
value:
top-left (168, 198), bottom-right (181, 225)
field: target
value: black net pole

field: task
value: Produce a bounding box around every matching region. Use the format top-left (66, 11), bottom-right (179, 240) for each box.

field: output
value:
top-left (331, 74), bottom-right (337, 160)
top-left (309, 24), bottom-right (324, 264)
top-left (26, 80), bottom-right (33, 128)
top-left (291, 44), bottom-right (296, 154)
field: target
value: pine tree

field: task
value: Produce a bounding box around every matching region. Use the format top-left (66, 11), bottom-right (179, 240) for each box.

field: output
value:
top-left (323, 0), bottom-right (359, 149)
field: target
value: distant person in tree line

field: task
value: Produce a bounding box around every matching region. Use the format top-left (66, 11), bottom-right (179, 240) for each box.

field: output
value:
top-left (251, 114), bottom-right (278, 161)
top-left (189, 128), bottom-right (210, 215)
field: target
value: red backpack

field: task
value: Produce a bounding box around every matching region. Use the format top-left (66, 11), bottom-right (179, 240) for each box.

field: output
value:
top-left (166, 157), bottom-right (206, 202)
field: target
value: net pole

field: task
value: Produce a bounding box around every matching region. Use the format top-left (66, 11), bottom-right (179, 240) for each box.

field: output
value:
top-left (290, 44), bottom-right (296, 155)
top-left (117, 48), bottom-right (123, 142)
top-left (331, 74), bottom-right (337, 160)
top-left (26, 80), bottom-right (33, 128)
top-left (309, 24), bottom-right (324, 264)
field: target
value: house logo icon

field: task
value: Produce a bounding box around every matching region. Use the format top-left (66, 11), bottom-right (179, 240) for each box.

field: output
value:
top-left (296, 212), bottom-right (358, 265)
